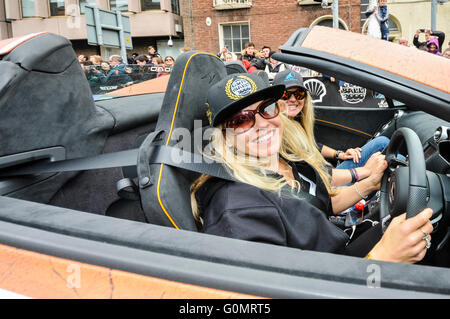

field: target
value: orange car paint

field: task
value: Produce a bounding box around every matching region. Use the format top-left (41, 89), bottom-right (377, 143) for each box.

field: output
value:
top-left (0, 244), bottom-right (260, 299)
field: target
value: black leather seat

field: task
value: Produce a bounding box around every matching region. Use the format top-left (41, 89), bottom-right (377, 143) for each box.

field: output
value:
top-left (137, 51), bottom-right (227, 231)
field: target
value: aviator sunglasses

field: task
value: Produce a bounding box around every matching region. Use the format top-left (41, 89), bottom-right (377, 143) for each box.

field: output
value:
top-left (281, 88), bottom-right (307, 101)
top-left (225, 99), bottom-right (280, 134)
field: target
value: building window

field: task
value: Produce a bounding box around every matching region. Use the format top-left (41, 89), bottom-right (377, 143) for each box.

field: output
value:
top-left (21, 0), bottom-right (36, 18)
top-left (49, 0), bottom-right (65, 16)
top-left (141, 0), bottom-right (161, 10)
top-left (222, 23), bottom-right (249, 53)
top-left (110, 0), bottom-right (128, 11)
top-left (171, 0), bottom-right (180, 15)
top-left (80, 0), bottom-right (97, 14)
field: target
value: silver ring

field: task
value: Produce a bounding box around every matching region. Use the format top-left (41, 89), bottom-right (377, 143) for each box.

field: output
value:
top-left (421, 229), bottom-right (431, 249)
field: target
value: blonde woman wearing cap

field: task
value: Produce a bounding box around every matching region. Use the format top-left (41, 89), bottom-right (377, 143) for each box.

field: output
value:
top-left (273, 70), bottom-right (390, 187)
top-left (190, 73), bottom-right (433, 263)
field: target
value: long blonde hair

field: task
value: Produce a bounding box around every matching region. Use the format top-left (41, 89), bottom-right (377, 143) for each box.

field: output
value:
top-left (191, 99), bottom-right (336, 224)
top-left (292, 93), bottom-right (317, 150)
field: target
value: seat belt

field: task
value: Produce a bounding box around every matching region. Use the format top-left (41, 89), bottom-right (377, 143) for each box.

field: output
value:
top-left (0, 145), bottom-right (233, 181)
top-left (0, 133), bottom-right (321, 209)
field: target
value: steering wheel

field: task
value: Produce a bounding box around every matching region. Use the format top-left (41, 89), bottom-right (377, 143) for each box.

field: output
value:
top-left (379, 128), bottom-right (429, 229)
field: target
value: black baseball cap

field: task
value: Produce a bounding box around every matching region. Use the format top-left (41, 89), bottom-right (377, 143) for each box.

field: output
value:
top-left (206, 72), bottom-right (285, 127)
top-left (272, 70), bottom-right (306, 90)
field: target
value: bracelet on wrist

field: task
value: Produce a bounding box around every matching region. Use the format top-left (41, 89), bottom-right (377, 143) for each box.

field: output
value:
top-left (349, 169), bottom-right (357, 183)
top-left (354, 182), bottom-right (367, 200)
top-left (335, 150), bottom-right (343, 159)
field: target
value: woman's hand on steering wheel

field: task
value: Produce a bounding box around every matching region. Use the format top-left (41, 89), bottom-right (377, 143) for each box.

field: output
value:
top-left (370, 208), bottom-right (433, 263)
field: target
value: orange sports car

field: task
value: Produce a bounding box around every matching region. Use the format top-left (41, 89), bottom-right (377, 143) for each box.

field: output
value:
top-left (0, 26), bottom-right (449, 299)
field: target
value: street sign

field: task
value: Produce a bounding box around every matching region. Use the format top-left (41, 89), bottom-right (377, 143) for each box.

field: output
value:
top-left (84, 5), bottom-right (132, 61)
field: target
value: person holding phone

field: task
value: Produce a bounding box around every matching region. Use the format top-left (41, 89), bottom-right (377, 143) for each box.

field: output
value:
top-left (413, 29), bottom-right (445, 53)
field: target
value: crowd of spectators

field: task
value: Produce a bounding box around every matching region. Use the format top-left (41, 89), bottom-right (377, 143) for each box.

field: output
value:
top-left (216, 42), bottom-right (310, 82)
top-left (79, 23), bottom-right (449, 94)
top-left (78, 45), bottom-right (179, 92)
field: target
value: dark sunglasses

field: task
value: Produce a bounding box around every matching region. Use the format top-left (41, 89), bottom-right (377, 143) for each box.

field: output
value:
top-left (225, 99), bottom-right (279, 134)
top-left (281, 88), bottom-right (307, 101)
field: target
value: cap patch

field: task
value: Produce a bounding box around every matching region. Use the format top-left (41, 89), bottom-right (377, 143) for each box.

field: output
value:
top-left (225, 75), bottom-right (257, 100)
top-left (284, 72), bottom-right (297, 82)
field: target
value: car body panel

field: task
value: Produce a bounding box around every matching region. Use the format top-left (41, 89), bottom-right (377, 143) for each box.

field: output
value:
top-left (0, 243), bottom-right (257, 299)
top-left (106, 75), bottom-right (170, 98)
top-left (0, 196), bottom-right (450, 298)
top-left (301, 26), bottom-right (449, 95)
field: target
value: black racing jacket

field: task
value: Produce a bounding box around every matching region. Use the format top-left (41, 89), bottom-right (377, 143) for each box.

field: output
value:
top-left (195, 160), bottom-right (349, 254)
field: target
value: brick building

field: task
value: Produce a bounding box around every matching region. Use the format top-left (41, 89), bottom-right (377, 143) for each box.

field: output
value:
top-left (180, 0), bottom-right (363, 55)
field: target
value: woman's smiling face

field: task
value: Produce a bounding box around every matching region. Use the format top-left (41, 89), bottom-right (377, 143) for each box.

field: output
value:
top-left (224, 100), bottom-right (283, 159)
top-left (281, 87), bottom-right (304, 118)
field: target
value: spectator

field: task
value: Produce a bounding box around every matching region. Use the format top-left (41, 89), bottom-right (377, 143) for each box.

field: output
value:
top-left (378, 0), bottom-right (390, 41)
top-left (241, 42), bottom-right (260, 61)
top-left (133, 55), bottom-right (156, 81)
top-left (150, 57), bottom-right (168, 78)
top-left (152, 56), bottom-right (164, 69)
top-left (136, 55), bottom-right (149, 65)
top-left (83, 61), bottom-right (105, 85)
top-left (100, 55), bottom-right (132, 85)
top-left (241, 55), bottom-right (254, 72)
top-left (365, 0), bottom-right (381, 39)
top-left (147, 45), bottom-right (161, 59)
top-left (398, 37), bottom-right (409, 47)
top-left (260, 46), bottom-right (271, 60)
top-left (413, 29), bottom-right (445, 53)
top-left (217, 46), bottom-right (230, 61)
top-left (224, 52), bottom-right (237, 62)
top-left (264, 51), bottom-right (286, 81)
top-left (426, 38), bottom-right (442, 56)
top-left (78, 54), bottom-right (88, 63)
top-left (443, 48), bottom-right (450, 59)
top-left (163, 56), bottom-right (175, 74)
top-left (89, 55), bottom-right (103, 66)
top-left (128, 52), bottom-right (139, 65)
top-left (250, 47), bottom-right (270, 71)
top-left (100, 62), bottom-right (110, 75)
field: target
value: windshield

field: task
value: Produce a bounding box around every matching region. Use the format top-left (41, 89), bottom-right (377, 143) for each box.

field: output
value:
top-left (81, 63), bottom-right (170, 101)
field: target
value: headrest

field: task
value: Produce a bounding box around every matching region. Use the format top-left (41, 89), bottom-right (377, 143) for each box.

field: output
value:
top-left (0, 33), bottom-right (111, 160)
top-left (138, 51), bottom-right (228, 230)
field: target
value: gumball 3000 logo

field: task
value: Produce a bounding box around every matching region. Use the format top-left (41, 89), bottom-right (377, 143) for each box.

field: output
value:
top-left (340, 83), bottom-right (367, 104)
